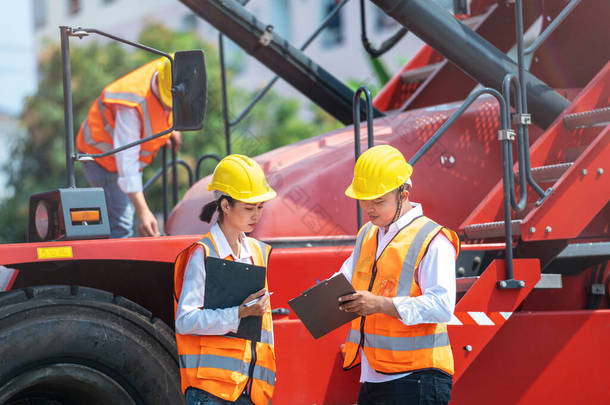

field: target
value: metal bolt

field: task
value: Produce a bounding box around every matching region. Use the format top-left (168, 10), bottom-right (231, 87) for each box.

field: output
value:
top-left (545, 226), bottom-right (552, 233)
top-left (499, 281), bottom-right (507, 288)
top-left (457, 266), bottom-right (466, 276)
top-left (519, 280), bottom-right (526, 288)
top-left (464, 345), bottom-right (473, 352)
top-left (581, 169), bottom-right (588, 175)
top-left (529, 226), bottom-right (536, 234)
top-left (598, 168), bottom-right (604, 175)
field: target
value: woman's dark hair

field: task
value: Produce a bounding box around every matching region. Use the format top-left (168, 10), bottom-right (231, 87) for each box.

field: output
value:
top-left (199, 195), bottom-right (236, 223)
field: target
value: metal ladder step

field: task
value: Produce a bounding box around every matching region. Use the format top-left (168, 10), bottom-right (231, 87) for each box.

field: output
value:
top-left (400, 62), bottom-right (443, 84)
top-left (563, 106), bottom-right (610, 129)
top-left (464, 220), bottom-right (522, 240)
top-left (516, 162), bottom-right (574, 184)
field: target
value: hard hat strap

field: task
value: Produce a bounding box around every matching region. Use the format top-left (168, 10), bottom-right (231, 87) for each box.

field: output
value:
top-left (389, 184), bottom-right (405, 225)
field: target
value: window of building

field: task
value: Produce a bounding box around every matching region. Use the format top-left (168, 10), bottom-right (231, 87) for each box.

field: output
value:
top-left (68, 0), bottom-right (81, 15)
top-left (181, 13), bottom-right (198, 32)
top-left (33, 0), bottom-right (47, 29)
top-left (321, 0), bottom-right (344, 48)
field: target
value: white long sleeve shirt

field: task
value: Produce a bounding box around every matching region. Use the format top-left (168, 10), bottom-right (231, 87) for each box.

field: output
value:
top-left (175, 223), bottom-right (253, 335)
top-left (112, 72), bottom-right (166, 194)
top-left (337, 202), bottom-right (457, 383)
top-left (113, 106), bottom-right (143, 194)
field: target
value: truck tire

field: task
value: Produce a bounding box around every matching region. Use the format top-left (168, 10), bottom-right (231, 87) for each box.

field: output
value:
top-left (0, 285), bottom-right (184, 405)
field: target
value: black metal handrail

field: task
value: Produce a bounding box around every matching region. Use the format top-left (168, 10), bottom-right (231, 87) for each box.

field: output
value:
top-left (408, 86), bottom-right (525, 286)
top-left (144, 144), bottom-right (194, 224)
top-left (502, 74), bottom-right (528, 213)
top-left (359, 0), bottom-right (408, 58)
top-left (353, 86), bottom-right (375, 230)
top-left (195, 153), bottom-right (222, 180)
top-left (514, 0), bottom-right (552, 206)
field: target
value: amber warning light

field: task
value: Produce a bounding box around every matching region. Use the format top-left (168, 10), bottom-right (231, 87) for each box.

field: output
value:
top-left (70, 209), bottom-right (101, 225)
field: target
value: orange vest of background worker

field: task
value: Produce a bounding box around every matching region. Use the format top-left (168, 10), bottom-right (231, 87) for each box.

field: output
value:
top-left (174, 155), bottom-right (277, 405)
top-left (336, 145), bottom-right (460, 405)
top-left (76, 57), bottom-right (181, 238)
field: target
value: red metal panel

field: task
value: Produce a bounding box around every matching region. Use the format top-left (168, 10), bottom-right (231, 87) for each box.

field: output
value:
top-left (452, 310), bottom-right (610, 404)
top-left (273, 320), bottom-right (359, 405)
top-left (522, 126), bottom-right (610, 241)
top-left (450, 258), bottom-right (540, 380)
top-left (268, 246), bottom-right (352, 315)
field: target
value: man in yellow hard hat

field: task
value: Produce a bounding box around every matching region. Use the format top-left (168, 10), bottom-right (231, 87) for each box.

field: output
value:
top-left (76, 56), bottom-right (181, 238)
top-left (336, 144), bottom-right (460, 404)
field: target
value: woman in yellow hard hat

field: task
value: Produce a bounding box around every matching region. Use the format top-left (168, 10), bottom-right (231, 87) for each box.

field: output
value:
top-left (335, 145), bottom-right (460, 405)
top-left (173, 154), bottom-right (277, 405)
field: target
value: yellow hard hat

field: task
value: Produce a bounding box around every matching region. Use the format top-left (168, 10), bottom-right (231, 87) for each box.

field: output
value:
top-left (208, 154), bottom-right (277, 203)
top-left (157, 55), bottom-right (173, 109)
top-left (345, 145), bottom-right (413, 200)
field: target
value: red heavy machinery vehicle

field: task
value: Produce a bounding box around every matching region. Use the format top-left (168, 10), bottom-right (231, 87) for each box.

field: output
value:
top-left (0, 0), bottom-right (608, 404)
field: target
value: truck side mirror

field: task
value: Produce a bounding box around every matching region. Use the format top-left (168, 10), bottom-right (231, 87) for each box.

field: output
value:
top-left (172, 50), bottom-right (207, 131)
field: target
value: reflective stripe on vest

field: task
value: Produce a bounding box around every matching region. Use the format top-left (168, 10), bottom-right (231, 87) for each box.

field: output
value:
top-left (76, 59), bottom-right (172, 172)
top-left (82, 118), bottom-right (112, 152)
top-left (198, 236), bottom-right (220, 258)
top-left (396, 219), bottom-right (440, 296)
top-left (179, 354), bottom-right (276, 387)
top-left (343, 217), bottom-right (459, 375)
top-left (351, 222), bottom-right (373, 273)
top-left (81, 94), bottom-right (155, 156)
top-left (104, 90), bottom-right (153, 141)
top-left (256, 239), bottom-right (269, 267)
top-left (346, 329), bottom-right (450, 351)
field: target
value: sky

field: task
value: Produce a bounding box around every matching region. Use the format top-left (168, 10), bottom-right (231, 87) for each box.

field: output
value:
top-left (0, 1), bottom-right (37, 116)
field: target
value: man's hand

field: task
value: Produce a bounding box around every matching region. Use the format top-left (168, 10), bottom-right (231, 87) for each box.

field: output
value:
top-left (137, 207), bottom-right (160, 237)
top-left (238, 288), bottom-right (269, 318)
top-left (166, 130), bottom-right (182, 153)
top-left (128, 191), bottom-right (160, 237)
top-left (338, 290), bottom-right (399, 317)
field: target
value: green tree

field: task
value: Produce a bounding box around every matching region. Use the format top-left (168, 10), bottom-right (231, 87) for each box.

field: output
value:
top-left (0, 23), bottom-right (340, 243)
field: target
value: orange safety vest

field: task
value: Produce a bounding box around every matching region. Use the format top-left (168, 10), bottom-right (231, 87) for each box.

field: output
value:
top-left (174, 232), bottom-right (275, 405)
top-left (343, 215), bottom-right (460, 376)
top-left (76, 58), bottom-right (172, 172)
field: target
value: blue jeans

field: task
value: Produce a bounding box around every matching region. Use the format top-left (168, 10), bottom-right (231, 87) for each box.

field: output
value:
top-left (185, 387), bottom-right (254, 405)
top-left (82, 161), bottom-right (134, 238)
top-left (358, 370), bottom-right (452, 405)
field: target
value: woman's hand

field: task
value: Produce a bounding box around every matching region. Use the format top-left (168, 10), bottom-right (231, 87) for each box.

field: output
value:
top-left (238, 288), bottom-right (269, 318)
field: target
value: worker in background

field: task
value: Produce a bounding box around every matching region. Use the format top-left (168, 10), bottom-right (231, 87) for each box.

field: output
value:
top-left (337, 145), bottom-right (460, 405)
top-left (174, 155), bottom-right (277, 405)
top-left (76, 57), bottom-right (181, 238)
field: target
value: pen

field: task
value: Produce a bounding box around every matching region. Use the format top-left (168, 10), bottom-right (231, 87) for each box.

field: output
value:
top-left (244, 292), bottom-right (274, 307)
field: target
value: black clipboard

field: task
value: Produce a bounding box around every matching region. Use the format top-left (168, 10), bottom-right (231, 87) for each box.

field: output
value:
top-left (288, 273), bottom-right (358, 339)
top-left (204, 256), bottom-right (266, 341)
